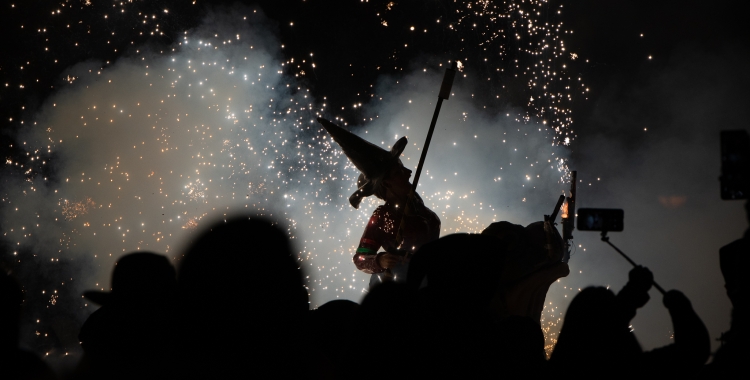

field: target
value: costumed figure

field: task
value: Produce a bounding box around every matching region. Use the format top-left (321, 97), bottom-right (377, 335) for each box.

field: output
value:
top-left (317, 117), bottom-right (440, 288)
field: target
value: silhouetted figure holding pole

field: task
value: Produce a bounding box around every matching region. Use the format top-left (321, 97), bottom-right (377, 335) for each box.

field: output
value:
top-left (616, 266), bottom-right (710, 374)
top-left (550, 266), bottom-right (709, 376)
top-left (315, 63), bottom-right (456, 287)
top-left (601, 231), bottom-right (666, 294)
top-left (317, 118), bottom-right (440, 287)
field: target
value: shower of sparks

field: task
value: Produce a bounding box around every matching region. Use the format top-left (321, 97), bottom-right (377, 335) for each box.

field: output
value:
top-left (182, 217), bottom-right (199, 230)
top-left (61, 197), bottom-right (95, 221)
top-left (379, 0), bottom-right (584, 155)
top-left (458, 0), bottom-right (578, 138)
top-left (2, 1), bottom-right (586, 360)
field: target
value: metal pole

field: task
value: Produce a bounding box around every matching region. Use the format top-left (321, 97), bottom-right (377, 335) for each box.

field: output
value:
top-left (410, 98), bottom-right (442, 192)
top-left (395, 61), bottom-right (457, 261)
top-left (410, 61), bottom-right (457, 193)
top-left (601, 231), bottom-right (666, 295)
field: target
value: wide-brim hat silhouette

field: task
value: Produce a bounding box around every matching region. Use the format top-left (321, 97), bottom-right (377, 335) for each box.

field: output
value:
top-left (317, 117), bottom-right (407, 208)
top-left (84, 252), bottom-right (176, 306)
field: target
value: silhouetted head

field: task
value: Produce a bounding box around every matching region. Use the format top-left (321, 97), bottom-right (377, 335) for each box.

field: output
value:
top-left (178, 216), bottom-right (308, 320)
top-left (78, 253), bottom-right (178, 380)
top-left (482, 220), bottom-right (565, 283)
top-left (558, 287), bottom-right (617, 336)
top-left (551, 286), bottom-right (641, 368)
top-left (315, 299), bottom-right (358, 314)
top-left (310, 299), bottom-right (359, 339)
top-left (373, 159), bottom-right (413, 204)
top-left (84, 251), bottom-right (176, 307)
top-left (408, 233), bottom-right (503, 305)
top-left (360, 281), bottom-right (414, 320)
top-left (309, 299), bottom-right (360, 378)
top-left (176, 216), bottom-right (308, 377)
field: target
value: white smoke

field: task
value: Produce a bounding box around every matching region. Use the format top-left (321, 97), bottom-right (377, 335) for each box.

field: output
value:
top-left (2, 6), bottom-right (572, 362)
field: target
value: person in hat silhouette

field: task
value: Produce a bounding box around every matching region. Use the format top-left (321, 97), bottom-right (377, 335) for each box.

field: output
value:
top-left (317, 118), bottom-right (440, 288)
top-left (75, 252), bottom-right (178, 379)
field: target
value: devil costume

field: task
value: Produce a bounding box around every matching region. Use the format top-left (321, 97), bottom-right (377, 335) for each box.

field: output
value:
top-left (355, 195), bottom-right (440, 285)
top-left (317, 118), bottom-right (440, 287)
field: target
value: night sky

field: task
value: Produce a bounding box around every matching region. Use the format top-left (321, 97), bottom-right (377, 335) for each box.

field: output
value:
top-left (1, 0), bottom-right (748, 372)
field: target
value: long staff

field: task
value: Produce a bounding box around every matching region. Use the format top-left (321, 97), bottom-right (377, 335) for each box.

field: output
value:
top-left (600, 231), bottom-right (667, 295)
top-left (410, 61), bottom-right (457, 191)
top-left (395, 61), bottom-right (457, 256)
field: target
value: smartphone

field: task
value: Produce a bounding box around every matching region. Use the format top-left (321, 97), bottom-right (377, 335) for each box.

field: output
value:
top-left (577, 208), bottom-right (624, 232)
top-left (721, 130), bottom-right (750, 200)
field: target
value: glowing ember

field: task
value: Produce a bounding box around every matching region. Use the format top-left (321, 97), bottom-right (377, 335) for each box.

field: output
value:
top-left (61, 197), bottom-right (95, 221)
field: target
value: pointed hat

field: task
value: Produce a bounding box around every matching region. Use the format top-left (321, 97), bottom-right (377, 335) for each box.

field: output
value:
top-left (317, 117), bottom-right (407, 208)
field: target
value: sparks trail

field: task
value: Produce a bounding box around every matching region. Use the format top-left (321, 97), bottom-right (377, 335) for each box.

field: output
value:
top-left (372, 0), bottom-right (585, 147)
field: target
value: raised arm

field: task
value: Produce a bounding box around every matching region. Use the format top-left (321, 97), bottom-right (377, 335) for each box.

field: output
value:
top-left (615, 265), bottom-right (653, 324)
top-left (643, 290), bottom-right (710, 370)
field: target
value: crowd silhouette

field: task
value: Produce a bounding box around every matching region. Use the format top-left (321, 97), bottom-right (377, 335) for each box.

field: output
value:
top-left (1, 203), bottom-right (748, 379)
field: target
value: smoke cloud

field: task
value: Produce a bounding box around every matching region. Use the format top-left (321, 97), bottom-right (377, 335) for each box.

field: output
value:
top-left (3, 6), bottom-right (572, 361)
